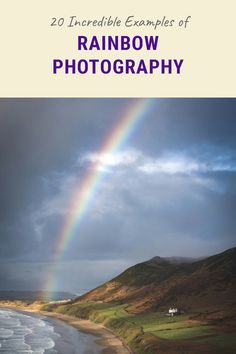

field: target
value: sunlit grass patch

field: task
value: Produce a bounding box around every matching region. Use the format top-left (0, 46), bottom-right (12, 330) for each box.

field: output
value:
top-left (151, 325), bottom-right (214, 340)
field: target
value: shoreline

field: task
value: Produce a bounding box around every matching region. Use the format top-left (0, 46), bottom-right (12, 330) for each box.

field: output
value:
top-left (40, 311), bottom-right (134, 354)
top-left (0, 303), bottom-right (133, 354)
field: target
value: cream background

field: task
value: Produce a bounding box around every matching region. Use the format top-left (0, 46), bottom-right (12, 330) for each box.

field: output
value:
top-left (0, 0), bottom-right (235, 97)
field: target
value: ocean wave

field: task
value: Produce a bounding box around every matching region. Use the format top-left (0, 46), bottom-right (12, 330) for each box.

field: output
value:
top-left (0, 309), bottom-right (56, 354)
top-left (0, 308), bottom-right (103, 354)
top-left (0, 328), bottom-right (14, 339)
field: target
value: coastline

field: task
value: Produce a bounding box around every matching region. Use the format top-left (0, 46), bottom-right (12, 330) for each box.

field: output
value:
top-left (40, 311), bottom-right (133, 354)
top-left (0, 303), bottom-right (133, 354)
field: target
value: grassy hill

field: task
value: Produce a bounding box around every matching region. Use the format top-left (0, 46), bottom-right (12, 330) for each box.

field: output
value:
top-left (79, 247), bottom-right (236, 316)
top-left (44, 248), bottom-right (236, 353)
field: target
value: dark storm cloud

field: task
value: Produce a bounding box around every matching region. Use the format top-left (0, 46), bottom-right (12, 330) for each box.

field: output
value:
top-left (0, 98), bottom-right (129, 240)
top-left (0, 99), bottom-right (128, 220)
top-left (0, 98), bottom-right (235, 292)
top-left (133, 99), bottom-right (236, 158)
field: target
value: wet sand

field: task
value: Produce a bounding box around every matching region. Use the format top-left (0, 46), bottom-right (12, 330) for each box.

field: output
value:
top-left (40, 311), bottom-right (133, 354)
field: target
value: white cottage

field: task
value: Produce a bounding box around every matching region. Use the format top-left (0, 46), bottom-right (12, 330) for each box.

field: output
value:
top-left (168, 307), bottom-right (180, 316)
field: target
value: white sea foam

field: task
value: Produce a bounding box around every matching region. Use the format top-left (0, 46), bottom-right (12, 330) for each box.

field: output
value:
top-left (0, 309), bottom-right (57, 353)
top-left (0, 328), bottom-right (14, 339)
top-left (0, 308), bottom-right (103, 354)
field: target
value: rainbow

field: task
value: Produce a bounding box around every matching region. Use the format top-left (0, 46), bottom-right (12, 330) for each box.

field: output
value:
top-left (44, 98), bottom-right (153, 295)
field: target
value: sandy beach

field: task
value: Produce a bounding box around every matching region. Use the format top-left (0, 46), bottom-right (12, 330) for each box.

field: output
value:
top-left (0, 302), bottom-right (133, 354)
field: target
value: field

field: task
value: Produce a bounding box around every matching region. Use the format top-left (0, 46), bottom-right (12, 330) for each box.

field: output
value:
top-left (44, 301), bottom-right (236, 353)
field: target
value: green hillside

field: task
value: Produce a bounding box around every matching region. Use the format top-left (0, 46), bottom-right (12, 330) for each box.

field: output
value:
top-left (44, 248), bottom-right (236, 353)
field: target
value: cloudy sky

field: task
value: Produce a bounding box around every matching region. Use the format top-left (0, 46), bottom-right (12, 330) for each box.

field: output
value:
top-left (0, 98), bottom-right (236, 293)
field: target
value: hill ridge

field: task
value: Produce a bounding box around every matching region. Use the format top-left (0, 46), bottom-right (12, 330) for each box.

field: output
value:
top-left (78, 247), bottom-right (236, 315)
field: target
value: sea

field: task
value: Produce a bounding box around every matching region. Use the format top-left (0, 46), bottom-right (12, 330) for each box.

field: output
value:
top-left (0, 308), bottom-right (103, 354)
